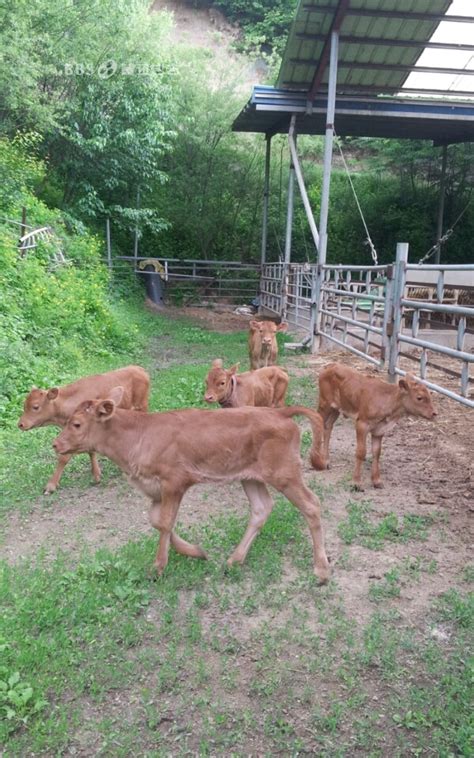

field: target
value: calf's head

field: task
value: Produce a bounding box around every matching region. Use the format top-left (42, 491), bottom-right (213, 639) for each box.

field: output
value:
top-left (399, 375), bottom-right (437, 420)
top-left (204, 359), bottom-right (238, 404)
top-left (52, 387), bottom-right (123, 455)
top-left (18, 387), bottom-right (60, 430)
top-left (249, 320), bottom-right (287, 351)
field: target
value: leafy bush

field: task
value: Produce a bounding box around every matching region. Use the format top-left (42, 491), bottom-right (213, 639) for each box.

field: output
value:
top-left (0, 141), bottom-right (139, 423)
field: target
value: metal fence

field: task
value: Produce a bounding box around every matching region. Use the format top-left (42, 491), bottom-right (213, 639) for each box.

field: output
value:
top-left (260, 245), bottom-right (474, 408)
top-left (319, 263), bottom-right (393, 369)
top-left (111, 256), bottom-right (260, 304)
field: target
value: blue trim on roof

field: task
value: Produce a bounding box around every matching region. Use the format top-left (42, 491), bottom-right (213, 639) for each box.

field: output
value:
top-left (250, 85), bottom-right (474, 119)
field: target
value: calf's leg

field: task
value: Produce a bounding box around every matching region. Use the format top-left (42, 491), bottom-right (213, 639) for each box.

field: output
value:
top-left (318, 406), bottom-right (339, 468)
top-left (44, 453), bottom-right (72, 494)
top-left (353, 420), bottom-right (368, 490)
top-left (273, 478), bottom-right (330, 584)
top-left (227, 480), bottom-right (274, 566)
top-left (149, 486), bottom-right (185, 574)
top-left (89, 452), bottom-right (101, 483)
top-left (370, 435), bottom-right (384, 488)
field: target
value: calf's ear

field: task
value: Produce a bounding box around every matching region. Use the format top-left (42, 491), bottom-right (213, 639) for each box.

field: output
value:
top-left (277, 322), bottom-right (288, 332)
top-left (212, 359), bottom-right (223, 368)
top-left (109, 386), bottom-right (124, 406)
top-left (249, 320), bottom-right (260, 331)
top-left (95, 400), bottom-right (116, 420)
top-left (398, 379), bottom-right (409, 392)
top-left (228, 363), bottom-right (239, 375)
top-left (47, 387), bottom-right (59, 401)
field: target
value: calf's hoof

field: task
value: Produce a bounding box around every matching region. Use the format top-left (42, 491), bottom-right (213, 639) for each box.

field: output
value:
top-left (152, 560), bottom-right (167, 577)
top-left (351, 482), bottom-right (365, 493)
top-left (373, 481), bottom-right (384, 489)
top-left (43, 483), bottom-right (57, 495)
top-left (314, 565), bottom-right (330, 585)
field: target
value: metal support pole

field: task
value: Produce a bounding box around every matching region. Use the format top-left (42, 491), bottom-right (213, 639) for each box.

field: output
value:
top-left (312, 30), bottom-right (339, 350)
top-left (434, 145), bottom-right (448, 265)
top-left (106, 218), bottom-right (112, 270)
top-left (288, 115), bottom-right (320, 252)
top-left (281, 142), bottom-right (296, 321)
top-left (134, 187), bottom-right (140, 262)
top-left (261, 135), bottom-right (271, 265)
top-left (387, 242), bottom-right (409, 383)
top-left (318, 30), bottom-right (339, 267)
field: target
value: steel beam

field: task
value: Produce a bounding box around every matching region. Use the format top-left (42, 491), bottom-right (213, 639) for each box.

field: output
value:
top-left (308, 0), bottom-right (350, 101)
top-left (302, 5), bottom-right (474, 23)
top-left (282, 82), bottom-right (474, 97)
top-left (291, 60), bottom-right (474, 77)
top-left (296, 33), bottom-right (474, 52)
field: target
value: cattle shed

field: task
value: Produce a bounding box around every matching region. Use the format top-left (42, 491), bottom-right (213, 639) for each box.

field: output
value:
top-left (232, 0), bottom-right (474, 408)
top-left (233, 0), bottom-right (474, 270)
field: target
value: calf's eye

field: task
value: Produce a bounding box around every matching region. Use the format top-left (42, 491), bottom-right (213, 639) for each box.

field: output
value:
top-left (73, 422), bottom-right (81, 429)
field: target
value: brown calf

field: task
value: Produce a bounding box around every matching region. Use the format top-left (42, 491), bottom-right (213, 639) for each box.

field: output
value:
top-left (315, 363), bottom-right (437, 490)
top-left (248, 320), bottom-right (288, 370)
top-left (53, 398), bottom-right (329, 583)
top-left (204, 360), bottom-right (289, 408)
top-left (18, 366), bottom-right (150, 494)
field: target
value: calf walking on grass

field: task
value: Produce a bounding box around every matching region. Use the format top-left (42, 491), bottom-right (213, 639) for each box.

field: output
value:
top-left (204, 360), bottom-right (289, 408)
top-left (53, 395), bottom-right (330, 583)
top-left (315, 363), bottom-right (437, 490)
top-left (18, 366), bottom-right (150, 494)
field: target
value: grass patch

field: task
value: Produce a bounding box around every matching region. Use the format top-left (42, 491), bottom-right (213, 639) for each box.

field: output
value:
top-left (338, 500), bottom-right (434, 549)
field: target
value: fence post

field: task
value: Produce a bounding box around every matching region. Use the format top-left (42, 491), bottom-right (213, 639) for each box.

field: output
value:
top-left (387, 242), bottom-right (409, 383)
top-left (106, 218), bottom-right (112, 270)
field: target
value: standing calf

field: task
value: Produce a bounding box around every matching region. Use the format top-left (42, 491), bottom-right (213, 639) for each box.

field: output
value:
top-left (53, 398), bottom-right (330, 583)
top-left (18, 366), bottom-right (150, 494)
top-left (204, 360), bottom-right (289, 408)
top-left (315, 363), bottom-right (437, 490)
top-left (248, 319), bottom-right (288, 370)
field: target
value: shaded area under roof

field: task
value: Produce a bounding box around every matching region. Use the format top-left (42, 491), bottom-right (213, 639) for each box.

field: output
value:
top-left (277, 0), bottom-right (473, 99)
top-left (232, 85), bottom-right (474, 144)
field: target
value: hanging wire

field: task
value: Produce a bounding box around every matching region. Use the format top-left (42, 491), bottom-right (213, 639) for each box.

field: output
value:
top-left (333, 129), bottom-right (379, 265)
top-left (417, 197), bottom-right (472, 264)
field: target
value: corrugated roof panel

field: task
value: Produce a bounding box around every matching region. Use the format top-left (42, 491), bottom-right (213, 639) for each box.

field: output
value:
top-left (277, 0), bottom-right (456, 94)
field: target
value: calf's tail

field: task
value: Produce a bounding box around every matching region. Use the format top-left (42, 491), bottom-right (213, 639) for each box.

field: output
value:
top-left (277, 405), bottom-right (326, 470)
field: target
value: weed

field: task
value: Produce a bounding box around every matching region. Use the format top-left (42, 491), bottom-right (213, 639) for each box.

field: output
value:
top-left (369, 569), bottom-right (401, 603)
top-left (338, 500), bottom-right (433, 549)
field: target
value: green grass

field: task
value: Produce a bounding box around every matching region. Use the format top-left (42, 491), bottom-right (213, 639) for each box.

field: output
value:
top-left (0, 302), bottom-right (251, 514)
top-left (1, 304), bottom-right (472, 756)
top-left (338, 499), bottom-right (434, 550)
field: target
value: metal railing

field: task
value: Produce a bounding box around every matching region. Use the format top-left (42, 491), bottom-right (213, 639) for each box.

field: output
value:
top-left (319, 264), bottom-right (393, 368)
top-left (259, 246), bottom-right (474, 408)
top-left (389, 245), bottom-right (474, 408)
top-left (112, 256), bottom-right (260, 304)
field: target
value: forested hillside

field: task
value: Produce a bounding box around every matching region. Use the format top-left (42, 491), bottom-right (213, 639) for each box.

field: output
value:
top-left (1, 0), bottom-right (472, 418)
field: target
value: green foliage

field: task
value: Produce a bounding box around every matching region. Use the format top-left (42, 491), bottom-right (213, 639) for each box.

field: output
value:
top-left (0, 0), bottom-right (176, 229)
top-left (0, 141), bottom-right (142, 423)
top-left (212, 0), bottom-right (298, 54)
top-left (0, 665), bottom-right (47, 737)
top-left (146, 49), bottom-right (265, 262)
